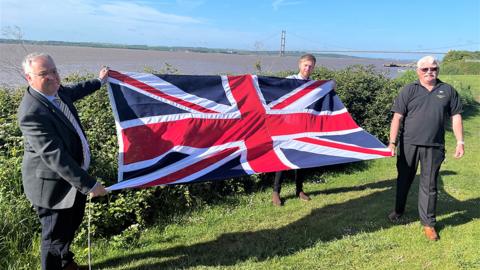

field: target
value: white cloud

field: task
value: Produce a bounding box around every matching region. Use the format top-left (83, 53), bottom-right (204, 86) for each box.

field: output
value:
top-left (0, 0), bottom-right (262, 49)
top-left (99, 1), bottom-right (202, 25)
top-left (1, 0), bottom-right (203, 41)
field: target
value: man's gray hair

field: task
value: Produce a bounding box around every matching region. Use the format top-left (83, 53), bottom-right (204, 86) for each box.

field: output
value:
top-left (416, 55), bottom-right (439, 68)
top-left (22, 52), bottom-right (54, 74)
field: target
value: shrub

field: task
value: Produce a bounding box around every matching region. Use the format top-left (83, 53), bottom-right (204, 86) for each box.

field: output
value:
top-left (440, 79), bottom-right (476, 108)
top-left (441, 62), bottom-right (480, 75)
top-left (311, 65), bottom-right (398, 142)
top-left (441, 50), bottom-right (480, 75)
top-left (393, 70), bottom-right (417, 86)
top-left (442, 50), bottom-right (480, 63)
top-left (0, 88), bottom-right (39, 269)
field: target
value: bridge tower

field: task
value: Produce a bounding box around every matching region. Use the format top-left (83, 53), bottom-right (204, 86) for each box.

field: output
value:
top-left (280, 30), bottom-right (286, 56)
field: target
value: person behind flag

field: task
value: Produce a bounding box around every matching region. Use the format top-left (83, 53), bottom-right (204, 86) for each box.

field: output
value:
top-left (272, 53), bottom-right (316, 206)
top-left (387, 55), bottom-right (464, 241)
top-left (18, 52), bottom-right (109, 270)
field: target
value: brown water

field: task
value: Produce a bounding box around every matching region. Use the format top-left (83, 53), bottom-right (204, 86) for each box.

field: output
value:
top-left (0, 43), bottom-right (411, 88)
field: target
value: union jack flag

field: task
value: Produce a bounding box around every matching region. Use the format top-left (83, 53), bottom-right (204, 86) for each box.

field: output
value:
top-left (106, 70), bottom-right (391, 191)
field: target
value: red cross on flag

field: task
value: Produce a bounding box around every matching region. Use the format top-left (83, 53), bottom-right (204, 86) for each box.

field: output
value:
top-left (106, 71), bottom-right (391, 191)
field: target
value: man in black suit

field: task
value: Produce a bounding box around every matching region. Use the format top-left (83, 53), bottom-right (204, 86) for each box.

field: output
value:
top-left (18, 52), bottom-right (109, 270)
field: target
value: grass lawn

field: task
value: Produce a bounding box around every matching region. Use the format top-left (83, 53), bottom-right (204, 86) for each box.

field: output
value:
top-left (75, 75), bottom-right (479, 270)
top-left (440, 75), bottom-right (480, 101)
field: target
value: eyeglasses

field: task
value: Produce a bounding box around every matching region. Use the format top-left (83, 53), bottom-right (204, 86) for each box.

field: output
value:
top-left (30, 68), bottom-right (59, 78)
top-left (419, 67), bottom-right (438, 73)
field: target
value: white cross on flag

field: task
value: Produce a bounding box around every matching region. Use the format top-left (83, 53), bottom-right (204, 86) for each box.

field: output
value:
top-left (106, 71), bottom-right (391, 191)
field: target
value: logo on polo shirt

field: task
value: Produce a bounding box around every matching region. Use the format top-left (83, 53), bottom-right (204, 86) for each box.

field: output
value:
top-left (437, 90), bottom-right (446, 99)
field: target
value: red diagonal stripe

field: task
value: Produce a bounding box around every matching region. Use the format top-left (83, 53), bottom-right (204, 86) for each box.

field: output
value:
top-left (122, 118), bottom-right (240, 164)
top-left (272, 80), bottom-right (328, 109)
top-left (228, 75), bottom-right (290, 172)
top-left (267, 112), bottom-right (359, 136)
top-left (109, 70), bottom-right (218, 113)
top-left (138, 147), bottom-right (239, 187)
top-left (297, 137), bottom-right (392, 156)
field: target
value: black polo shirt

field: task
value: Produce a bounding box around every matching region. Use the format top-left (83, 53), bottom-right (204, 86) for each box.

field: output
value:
top-left (391, 79), bottom-right (463, 146)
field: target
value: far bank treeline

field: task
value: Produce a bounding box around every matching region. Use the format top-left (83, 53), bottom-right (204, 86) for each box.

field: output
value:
top-left (0, 38), bottom-right (347, 58)
top-left (0, 56), bottom-right (477, 268)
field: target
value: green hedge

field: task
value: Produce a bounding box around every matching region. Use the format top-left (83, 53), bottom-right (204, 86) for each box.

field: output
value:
top-left (311, 65), bottom-right (399, 141)
top-left (441, 50), bottom-right (480, 75)
top-left (441, 62), bottom-right (480, 75)
top-left (442, 50), bottom-right (480, 63)
top-left (0, 89), bottom-right (39, 269)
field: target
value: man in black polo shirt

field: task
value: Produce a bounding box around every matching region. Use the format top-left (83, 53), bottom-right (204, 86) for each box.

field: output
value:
top-left (387, 55), bottom-right (464, 241)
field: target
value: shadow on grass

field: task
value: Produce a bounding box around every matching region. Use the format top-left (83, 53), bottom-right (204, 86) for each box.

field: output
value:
top-left (446, 102), bottom-right (479, 132)
top-left (439, 170), bottom-right (457, 176)
top-left (95, 177), bottom-right (479, 270)
top-left (256, 161), bottom-right (372, 193)
top-left (461, 101), bottom-right (479, 120)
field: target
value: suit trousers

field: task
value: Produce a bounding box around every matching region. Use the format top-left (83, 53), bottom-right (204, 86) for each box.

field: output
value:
top-left (273, 169), bottom-right (305, 194)
top-left (35, 192), bottom-right (87, 270)
top-left (394, 143), bottom-right (445, 227)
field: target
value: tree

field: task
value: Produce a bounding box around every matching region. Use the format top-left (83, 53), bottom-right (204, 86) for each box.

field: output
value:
top-left (1, 25), bottom-right (29, 82)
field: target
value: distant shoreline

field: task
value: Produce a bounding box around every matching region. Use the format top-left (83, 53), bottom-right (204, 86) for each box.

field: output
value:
top-left (0, 38), bottom-right (362, 59)
top-left (1, 42), bottom-right (413, 88)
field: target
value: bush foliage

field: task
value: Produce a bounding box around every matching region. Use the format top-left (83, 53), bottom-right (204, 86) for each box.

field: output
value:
top-left (310, 65), bottom-right (399, 141)
top-left (2, 64), bottom-right (472, 268)
top-left (442, 50), bottom-right (480, 63)
top-left (0, 89), bottom-right (39, 269)
top-left (441, 50), bottom-right (480, 75)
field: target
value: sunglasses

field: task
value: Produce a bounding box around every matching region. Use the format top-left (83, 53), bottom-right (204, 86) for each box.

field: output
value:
top-left (419, 67), bottom-right (438, 73)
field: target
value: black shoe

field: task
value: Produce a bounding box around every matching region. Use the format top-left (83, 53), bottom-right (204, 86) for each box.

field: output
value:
top-left (388, 211), bottom-right (402, 222)
top-left (63, 261), bottom-right (89, 270)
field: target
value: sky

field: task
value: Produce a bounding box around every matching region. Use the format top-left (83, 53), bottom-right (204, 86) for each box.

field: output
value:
top-left (1, 0), bottom-right (479, 59)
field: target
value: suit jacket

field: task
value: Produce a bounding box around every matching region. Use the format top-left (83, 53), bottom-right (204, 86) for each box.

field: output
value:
top-left (18, 79), bottom-right (102, 209)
